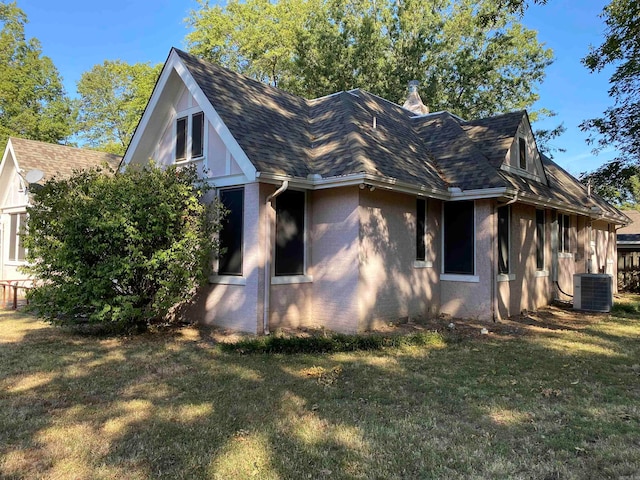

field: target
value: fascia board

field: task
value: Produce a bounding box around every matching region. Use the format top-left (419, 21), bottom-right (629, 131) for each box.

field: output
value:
top-left (0, 141), bottom-right (20, 206)
top-left (122, 51), bottom-right (179, 168)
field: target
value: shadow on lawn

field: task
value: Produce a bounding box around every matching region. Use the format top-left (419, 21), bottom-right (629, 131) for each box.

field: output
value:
top-left (1, 310), bottom-right (639, 479)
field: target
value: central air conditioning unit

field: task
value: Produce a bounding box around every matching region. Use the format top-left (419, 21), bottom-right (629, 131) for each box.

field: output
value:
top-left (573, 274), bottom-right (613, 312)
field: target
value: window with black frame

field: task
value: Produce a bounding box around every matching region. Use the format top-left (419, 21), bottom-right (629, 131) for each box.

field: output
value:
top-left (218, 187), bottom-right (244, 275)
top-left (536, 209), bottom-right (545, 269)
top-left (275, 190), bottom-right (305, 276)
top-left (443, 201), bottom-right (474, 275)
top-left (416, 198), bottom-right (426, 262)
top-left (498, 206), bottom-right (510, 274)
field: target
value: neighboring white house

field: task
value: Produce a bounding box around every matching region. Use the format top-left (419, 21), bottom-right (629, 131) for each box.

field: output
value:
top-left (119, 48), bottom-right (628, 334)
top-left (0, 137), bottom-right (121, 281)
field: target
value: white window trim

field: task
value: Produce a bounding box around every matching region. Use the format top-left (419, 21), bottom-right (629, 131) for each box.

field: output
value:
top-left (497, 273), bottom-right (516, 282)
top-left (174, 107), bottom-right (207, 164)
top-left (271, 275), bottom-right (313, 285)
top-left (440, 274), bottom-right (480, 283)
top-left (6, 212), bottom-right (27, 264)
top-left (209, 275), bottom-right (247, 286)
top-left (413, 260), bottom-right (433, 269)
top-left (534, 270), bottom-right (549, 277)
top-left (441, 200), bottom-right (476, 276)
top-left (559, 214), bottom-right (571, 254)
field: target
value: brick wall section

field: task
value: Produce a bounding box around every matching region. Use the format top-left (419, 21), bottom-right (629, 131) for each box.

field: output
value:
top-left (357, 189), bottom-right (440, 330)
top-left (440, 199), bottom-right (493, 320)
top-left (308, 187), bottom-right (360, 333)
top-left (193, 182), bottom-right (262, 333)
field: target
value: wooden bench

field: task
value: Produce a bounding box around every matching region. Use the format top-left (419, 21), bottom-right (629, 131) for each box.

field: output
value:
top-left (0, 279), bottom-right (34, 309)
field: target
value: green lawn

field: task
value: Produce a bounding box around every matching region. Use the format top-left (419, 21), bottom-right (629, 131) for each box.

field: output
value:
top-left (1, 301), bottom-right (639, 479)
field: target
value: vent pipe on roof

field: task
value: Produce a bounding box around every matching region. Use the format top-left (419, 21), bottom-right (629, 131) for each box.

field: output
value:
top-left (402, 80), bottom-right (429, 115)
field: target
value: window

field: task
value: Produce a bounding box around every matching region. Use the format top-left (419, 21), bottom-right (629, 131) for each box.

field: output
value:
top-left (275, 190), bottom-right (305, 276)
top-left (416, 199), bottom-right (426, 261)
top-left (8, 213), bottom-right (27, 262)
top-left (218, 187), bottom-right (244, 275)
top-left (497, 206), bottom-right (510, 274)
top-left (518, 137), bottom-right (527, 169)
top-left (536, 209), bottom-right (545, 270)
top-left (192, 112), bottom-right (204, 158)
top-left (559, 214), bottom-right (570, 253)
top-left (176, 117), bottom-right (187, 160)
top-left (175, 112), bottom-right (204, 161)
top-left (443, 201), bottom-right (474, 275)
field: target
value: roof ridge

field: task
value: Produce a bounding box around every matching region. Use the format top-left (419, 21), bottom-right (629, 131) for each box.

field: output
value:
top-left (464, 109), bottom-right (526, 126)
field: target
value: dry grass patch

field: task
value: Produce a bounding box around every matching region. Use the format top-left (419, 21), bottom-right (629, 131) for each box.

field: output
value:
top-left (1, 300), bottom-right (640, 479)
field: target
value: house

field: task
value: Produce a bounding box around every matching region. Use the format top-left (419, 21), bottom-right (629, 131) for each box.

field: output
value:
top-left (123, 48), bottom-right (628, 334)
top-left (616, 209), bottom-right (640, 291)
top-left (0, 137), bottom-right (121, 281)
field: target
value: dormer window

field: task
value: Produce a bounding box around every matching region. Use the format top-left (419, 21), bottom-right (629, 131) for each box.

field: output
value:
top-left (176, 111), bottom-right (204, 161)
top-left (518, 137), bottom-right (527, 169)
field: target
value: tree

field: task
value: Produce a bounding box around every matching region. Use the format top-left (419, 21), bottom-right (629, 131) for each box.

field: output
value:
top-left (580, 161), bottom-right (640, 206)
top-left (0, 1), bottom-right (74, 145)
top-left (23, 164), bottom-right (221, 332)
top-left (578, 0), bottom-right (639, 204)
top-left (186, 0), bottom-right (553, 121)
top-left (580, 0), bottom-right (639, 165)
top-left (75, 61), bottom-right (161, 155)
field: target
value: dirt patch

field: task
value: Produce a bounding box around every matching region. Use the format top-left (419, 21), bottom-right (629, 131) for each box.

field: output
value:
top-left (191, 300), bottom-right (614, 345)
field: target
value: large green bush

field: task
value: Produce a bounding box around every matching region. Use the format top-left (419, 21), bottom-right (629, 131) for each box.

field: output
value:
top-left (22, 163), bottom-right (220, 331)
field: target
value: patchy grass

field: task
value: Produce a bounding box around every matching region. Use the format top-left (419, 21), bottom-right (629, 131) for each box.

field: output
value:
top-left (1, 301), bottom-right (639, 479)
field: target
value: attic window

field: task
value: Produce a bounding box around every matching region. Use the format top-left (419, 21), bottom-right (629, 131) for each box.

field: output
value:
top-left (175, 112), bottom-right (205, 162)
top-left (518, 137), bottom-right (527, 169)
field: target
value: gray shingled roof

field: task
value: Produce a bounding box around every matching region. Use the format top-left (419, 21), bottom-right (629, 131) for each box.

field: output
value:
top-left (618, 210), bottom-right (640, 235)
top-left (461, 111), bottom-right (525, 168)
top-left (174, 48), bottom-right (627, 223)
top-left (8, 137), bottom-right (121, 183)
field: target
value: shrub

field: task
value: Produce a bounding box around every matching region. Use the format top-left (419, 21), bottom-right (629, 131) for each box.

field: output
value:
top-left (22, 163), bottom-right (221, 331)
top-left (220, 331), bottom-right (445, 354)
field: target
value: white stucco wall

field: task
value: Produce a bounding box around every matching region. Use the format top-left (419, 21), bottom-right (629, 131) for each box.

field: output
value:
top-left (496, 203), bottom-right (553, 318)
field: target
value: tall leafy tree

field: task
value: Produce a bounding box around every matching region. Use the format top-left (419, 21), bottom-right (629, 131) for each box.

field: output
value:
top-left (75, 60), bottom-right (161, 156)
top-left (0, 1), bottom-right (73, 145)
top-left (186, 0), bottom-right (553, 121)
top-left (580, 161), bottom-right (640, 206)
top-left (579, 0), bottom-right (639, 204)
top-left (580, 0), bottom-right (639, 164)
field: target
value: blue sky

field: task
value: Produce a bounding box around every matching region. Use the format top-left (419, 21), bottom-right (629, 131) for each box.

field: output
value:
top-left (19, 0), bottom-right (615, 176)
